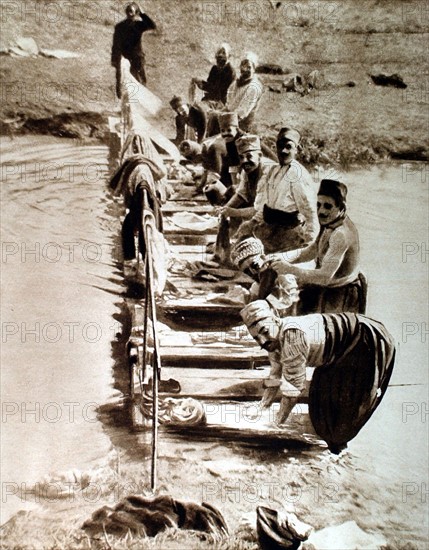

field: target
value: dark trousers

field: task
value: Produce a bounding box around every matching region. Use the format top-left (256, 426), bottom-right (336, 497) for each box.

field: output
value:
top-left (121, 188), bottom-right (146, 261)
top-left (298, 277), bottom-right (366, 315)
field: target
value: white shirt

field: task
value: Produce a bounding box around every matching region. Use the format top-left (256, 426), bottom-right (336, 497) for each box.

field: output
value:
top-left (254, 159), bottom-right (319, 242)
top-left (226, 77), bottom-right (263, 120)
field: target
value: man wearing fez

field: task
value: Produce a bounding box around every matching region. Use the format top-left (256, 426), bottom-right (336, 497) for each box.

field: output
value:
top-left (111, 2), bottom-right (156, 98)
top-left (219, 134), bottom-right (276, 223)
top-left (240, 300), bottom-right (396, 454)
top-left (238, 127), bottom-right (319, 254)
top-left (203, 112), bottom-right (244, 190)
top-left (170, 96), bottom-right (208, 145)
top-left (266, 179), bottom-right (365, 314)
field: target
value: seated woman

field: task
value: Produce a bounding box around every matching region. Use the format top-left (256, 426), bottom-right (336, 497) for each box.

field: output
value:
top-left (265, 179), bottom-right (366, 314)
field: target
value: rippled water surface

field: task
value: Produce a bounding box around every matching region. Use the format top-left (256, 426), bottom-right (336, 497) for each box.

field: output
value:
top-left (1, 136), bottom-right (124, 521)
top-left (1, 138), bottom-right (428, 539)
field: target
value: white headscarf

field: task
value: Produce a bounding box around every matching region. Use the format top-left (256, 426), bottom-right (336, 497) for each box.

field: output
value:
top-left (241, 51), bottom-right (258, 68)
top-left (216, 42), bottom-right (231, 57)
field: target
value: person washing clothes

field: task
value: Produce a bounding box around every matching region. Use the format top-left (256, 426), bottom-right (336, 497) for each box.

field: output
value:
top-left (241, 300), bottom-right (396, 453)
top-left (169, 96), bottom-right (208, 145)
top-left (266, 179), bottom-right (366, 314)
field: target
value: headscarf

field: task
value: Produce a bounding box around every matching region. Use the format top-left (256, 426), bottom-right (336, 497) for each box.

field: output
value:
top-left (240, 300), bottom-right (275, 328)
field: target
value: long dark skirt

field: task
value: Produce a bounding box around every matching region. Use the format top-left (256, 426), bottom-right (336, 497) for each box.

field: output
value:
top-left (298, 274), bottom-right (367, 315)
top-left (309, 313), bottom-right (396, 453)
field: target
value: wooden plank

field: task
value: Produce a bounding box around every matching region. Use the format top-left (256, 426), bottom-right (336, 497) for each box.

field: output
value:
top-left (129, 341), bottom-right (266, 369)
top-left (161, 421), bottom-right (323, 449)
top-left (130, 110), bottom-right (181, 160)
top-left (160, 301), bottom-right (244, 314)
top-left (169, 190), bottom-right (206, 202)
top-left (162, 204), bottom-right (214, 214)
top-left (165, 233), bottom-right (214, 245)
top-left (164, 226), bottom-right (217, 236)
top-left (168, 275), bottom-right (253, 289)
top-left (131, 398), bottom-right (323, 448)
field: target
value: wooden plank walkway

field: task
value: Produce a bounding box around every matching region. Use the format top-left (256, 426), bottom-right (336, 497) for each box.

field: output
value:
top-left (114, 126), bottom-right (317, 443)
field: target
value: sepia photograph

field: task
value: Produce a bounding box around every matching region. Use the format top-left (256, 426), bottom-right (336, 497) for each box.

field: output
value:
top-left (0, 1), bottom-right (428, 548)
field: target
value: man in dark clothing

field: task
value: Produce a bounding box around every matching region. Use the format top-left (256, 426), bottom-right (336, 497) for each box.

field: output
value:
top-left (111, 2), bottom-right (156, 98)
top-left (219, 134), bottom-right (276, 222)
top-left (217, 111), bottom-right (245, 187)
top-left (198, 111), bottom-right (244, 193)
top-left (193, 43), bottom-right (236, 107)
top-left (170, 96), bottom-right (208, 145)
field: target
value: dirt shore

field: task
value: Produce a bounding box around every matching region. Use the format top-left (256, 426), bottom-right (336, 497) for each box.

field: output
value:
top-left (1, 0), bottom-right (428, 164)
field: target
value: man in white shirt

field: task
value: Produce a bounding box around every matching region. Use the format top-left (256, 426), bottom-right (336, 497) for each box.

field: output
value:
top-left (225, 51), bottom-right (264, 132)
top-left (238, 127), bottom-right (319, 254)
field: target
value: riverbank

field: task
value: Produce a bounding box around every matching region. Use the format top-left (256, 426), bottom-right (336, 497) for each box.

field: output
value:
top-left (1, 0), bottom-right (428, 165)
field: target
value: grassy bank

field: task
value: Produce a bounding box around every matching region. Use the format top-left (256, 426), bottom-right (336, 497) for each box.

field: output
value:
top-left (0, 0), bottom-right (428, 164)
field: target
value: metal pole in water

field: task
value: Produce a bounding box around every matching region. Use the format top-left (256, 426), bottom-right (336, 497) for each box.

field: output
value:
top-left (143, 202), bottom-right (161, 493)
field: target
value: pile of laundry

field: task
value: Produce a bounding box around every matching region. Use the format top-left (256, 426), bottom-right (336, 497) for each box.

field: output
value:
top-left (1, 37), bottom-right (79, 58)
top-left (140, 394), bottom-right (206, 426)
top-left (82, 494), bottom-right (228, 538)
top-left (166, 212), bottom-right (218, 233)
top-left (268, 70), bottom-right (325, 96)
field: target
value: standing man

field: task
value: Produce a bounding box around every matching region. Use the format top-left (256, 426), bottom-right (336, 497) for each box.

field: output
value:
top-left (240, 300), bottom-right (396, 453)
top-left (266, 179), bottom-right (365, 314)
top-left (111, 2), bottom-right (156, 98)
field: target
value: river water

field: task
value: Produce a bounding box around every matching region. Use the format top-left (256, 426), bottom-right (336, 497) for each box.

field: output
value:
top-left (0, 136), bottom-right (124, 522)
top-left (1, 137), bottom-right (428, 538)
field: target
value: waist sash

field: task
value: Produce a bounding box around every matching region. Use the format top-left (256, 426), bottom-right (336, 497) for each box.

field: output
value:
top-left (263, 204), bottom-right (301, 228)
